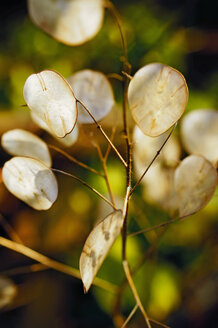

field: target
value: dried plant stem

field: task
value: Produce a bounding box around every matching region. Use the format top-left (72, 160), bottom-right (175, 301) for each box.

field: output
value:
top-left (149, 318), bottom-right (171, 328)
top-left (113, 228), bottom-right (169, 320)
top-left (104, 127), bottom-right (116, 161)
top-left (107, 73), bottom-right (124, 81)
top-left (130, 122), bottom-right (177, 195)
top-left (52, 168), bottom-right (117, 210)
top-left (76, 99), bottom-right (127, 167)
top-left (121, 304), bottom-right (138, 328)
top-left (48, 144), bottom-right (103, 177)
top-left (128, 213), bottom-right (192, 237)
top-left (123, 260), bottom-right (152, 328)
top-left (1, 263), bottom-right (48, 276)
top-left (121, 71), bottom-right (133, 80)
top-left (105, 0), bottom-right (128, 62)
top-left (95, 143), bottom-right (116, 206)
top-left (106, 2), bottom-right (152, 325)
top-left (129, 218), bottom-right (180, 237)
top-left (0, 236), bottom-right (118, 294)
top-left (0, 213), bottom-right (23, 244)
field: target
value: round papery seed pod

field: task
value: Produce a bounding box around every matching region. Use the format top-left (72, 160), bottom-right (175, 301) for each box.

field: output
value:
top-left (79, 209), bottom-right (123, 293)
top-left (128, 63), bottom-right (188, 137)
top-left (181, 109), bottom-right (218, 167)
top-left (1, 129), bottom-right (51, 167)
top-left (28, 0), bottom-right (104, 46)
top-left (67, 69), bottom-right (115, 124)
top-left (174, 155), bottom-right (217, 217)
top-left (23, 70), bottom-right (77, 138)
top-left (2, 157), bottom-right (58, 210)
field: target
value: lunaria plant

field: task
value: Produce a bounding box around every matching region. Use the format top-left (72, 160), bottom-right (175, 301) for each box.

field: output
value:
top-left (0, 1), bottom-right (217, 327)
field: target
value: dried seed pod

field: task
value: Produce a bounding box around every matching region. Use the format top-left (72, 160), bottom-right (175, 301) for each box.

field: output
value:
top-left (31, 112), bottom-right (79, 147)
top-left (133, 125), bottom-right (181, 212)
top-left (174, 155), bottom-right (217, 217)
top-left (67, 70), bottom-right (114, 123)
top-left (2, 157), bottom-right (58, 210)
top-left (28, 0), bottom-right (104, 46)
top-left (181, 109), bottom-right (218, 167)
top-left (23, 70), bottom-right (77, 138)
top-left (128, 63), bottom-right (188, 137)
top-left (79, 210), bottom-right (123, 292)
top-left (1, 129), bottom-right (51, 167)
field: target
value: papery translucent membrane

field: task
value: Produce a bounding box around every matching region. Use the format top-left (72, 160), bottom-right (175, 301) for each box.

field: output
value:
top-left (174, 155), bottom-right (217, 217)
top-left (128, 63), bottom-right (188, 137)
top-left (31, 112), bottom-right (79, 147)
top-left (0, 276), bottom-right (17, 309)
top-left (181, 109), bottom-right (218, 167)
top-left (67, 70), bottom-right (115, 124)
top-left (28, 0), bottom-right (104, 46)
top-left (133, 125), bottom-right (180, 212)
top-left (79, 210), bottom-right (123, 292)
top-left (1, 129), bottom-right (51, 167)
top-left (23, 70), bottom-right (77, 138)
top-left (2, 157), bottom-right (58, 210)
top-left (133, 125), bottom-right (181, 169)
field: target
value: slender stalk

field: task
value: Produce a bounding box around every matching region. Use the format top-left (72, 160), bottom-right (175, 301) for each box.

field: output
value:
top-left (128, 213), bottom-right (193, 237)
top-left (0, 236), bottom-right (118, 294)
top-left (121, 71), bottom-right (133, 80)
top-left (76, 99), bottom-right (127, 167)
top-left (52, 168), bottom-right (117, 210)
top-left (121, 304), bottom-right (138, 328)
top-left (130, 123), bottom-right (177, 196)
top-left (95, 143), bottom-right (116, 206)
top-left (123, 260), bottom-right (152, 328)
top-left (0, 213), bottom-right (23, 244)
top-left (113, 228), bottom-right (168, 320)
top-left (107, 73), bottom-right (124, 81)
top-left (104, 127), bottom-right (116, 161)
top-left (106, 2), bottom-right (152, 325)
top-left (104, 0), bottom-right (128, 62)
top-left (149, 318), bottom-right (171, 328)
top-left (1, 263), bottom-right (48, 276)
top-left (129, 218), bottom-right (180, 237)
top-left (48, 144), bottom-right (103, 177)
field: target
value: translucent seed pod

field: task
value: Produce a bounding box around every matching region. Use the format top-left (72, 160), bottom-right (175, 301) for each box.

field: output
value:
top-left (128, 63), bottom-right (188, 137)
top-left (2, 157), bottom-right (58, 210)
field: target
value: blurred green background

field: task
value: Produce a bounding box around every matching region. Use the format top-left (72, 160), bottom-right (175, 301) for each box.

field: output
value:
top-left (0, 0), bottom-right (217, 327)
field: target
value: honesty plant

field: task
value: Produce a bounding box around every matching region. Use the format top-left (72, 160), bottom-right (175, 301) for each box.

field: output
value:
top-left (0, 0), bottom-right (217, 326)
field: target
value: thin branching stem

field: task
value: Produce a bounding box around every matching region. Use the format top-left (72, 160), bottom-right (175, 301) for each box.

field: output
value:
top-left (107, 2), bottom-right (152, 326)
top-left (52, 168), bottom-right (117, 210)
top-left (104, 0), bottom-right (128, 63)
top-left (113, 228), bottom-right (167, 322)
top-left (107, 73), bottom-right (124, 81)
top-left (76, 99), bottom-right (127, 167)
top-left (128, 213), bottom-right (193, 237)
top-left (123, 260), bottom-right (152, 328)
top-left (1, 263), bottom-right (48, 276)
top-left (121, 71), bottom-right (133, 80)
top-left (95, 143), bottom-right (116, 206)
top-left (149, 319), bottom-right (171, 328)
top-left (0, 236), bottom-right (118, 294)
top-left (121, 304), bottom-right (138, 328)
top-left (130, 122), bottom-right (178, 196)
top-left (104, 127), bottom-right (116, 161)
top-left (48, 144), bottom-right (103, 177)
